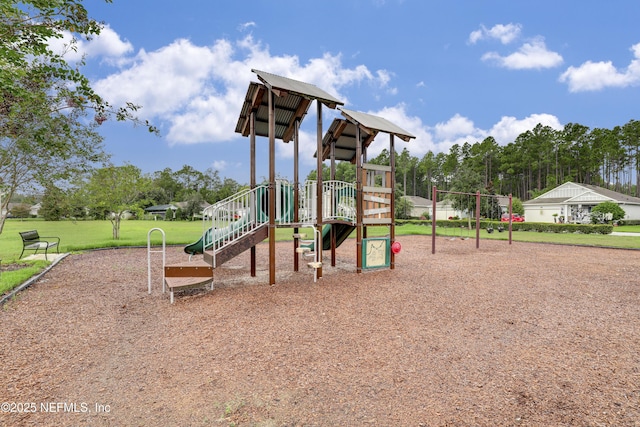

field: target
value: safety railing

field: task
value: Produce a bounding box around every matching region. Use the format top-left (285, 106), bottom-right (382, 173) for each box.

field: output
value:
top-left (199, 179), bottom-right (356, 261)
top-left (201, 180), bottom-right (298, 253)
top-left (202, 185), bottom-right (264, 254)
top-left (300, 180), bottom-right (356, 224)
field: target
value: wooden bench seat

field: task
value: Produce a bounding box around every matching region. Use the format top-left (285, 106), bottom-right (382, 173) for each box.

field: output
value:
top-left (164, 263), bottom-right (213, 303)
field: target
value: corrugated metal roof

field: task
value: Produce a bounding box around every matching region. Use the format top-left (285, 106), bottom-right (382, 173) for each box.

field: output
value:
top-left (316, 109), bottom-right (416, 161)
top-left (317, 118), bottom-right (377, 162)
top-left (235, 70), bottom-right (344, 142)
top-left (252, 69), bottom-right (343, 108)
top-left (340, 108), bottom-right (416, 142)
top-left (235, 81), bottom-right (309, 141)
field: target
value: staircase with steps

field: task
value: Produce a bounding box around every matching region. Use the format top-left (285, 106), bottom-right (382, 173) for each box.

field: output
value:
top-left (164, 260), bottom-right (214, 304)
top-left (163, 225), bottom-right (268, 303)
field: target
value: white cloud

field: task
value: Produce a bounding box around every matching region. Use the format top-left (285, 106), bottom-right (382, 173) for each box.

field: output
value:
top-left (489, 114), bottom-right (563, 144)
top-left (350, 109), bottom-right (563, 163)
top-left (49, 25), bottom-right (133, 64)
top-left (86, 26), bottom-right (565, 175)
top-left (237, 21), bottom-right (256, 32)
top-left (469, 23), bottom-right (522, 45)
top-left (93, 34), bottom-right (393, 147)
top-left (482, 37), bottom-right (563, 70)
top-left (559, 42), bottom-right (640, 92)
top-left (212, 160), bottom-right (228, 171)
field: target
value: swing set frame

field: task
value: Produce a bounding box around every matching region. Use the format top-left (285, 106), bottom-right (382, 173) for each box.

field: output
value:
top-left (430, 186), bottom-right (513, 254)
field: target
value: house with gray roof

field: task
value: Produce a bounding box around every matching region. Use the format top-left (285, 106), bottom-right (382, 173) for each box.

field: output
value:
top-left (401, 195), bottom-right (432, 218)
top-left (523, 181), bottom-right (640, 223)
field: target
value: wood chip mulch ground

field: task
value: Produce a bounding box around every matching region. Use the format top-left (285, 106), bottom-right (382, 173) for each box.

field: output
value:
top-left (1, 236), bottom-right (639, 426)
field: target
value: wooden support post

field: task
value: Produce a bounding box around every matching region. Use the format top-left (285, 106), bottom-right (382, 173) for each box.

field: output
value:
top-left (356, 124), bottom-right (363, 274)
top-left (293, 119), bottom-right (300, 272)
top-left (475, 190), bottom-right (481, 249)
top-left (316, 100), bottom-right (323, 278)
top-left (330, 137), bottom-right (336, 267)
top-left (250, 110), bottom-right (257, 277)
top-left (268, 89), bottom-right (276, 286)
top-left (390, 134), bottom-right (396, 269)
top-left (362, 145), bottom-right (367, 240)
top-left (432, 185), bottom-right (437, 254)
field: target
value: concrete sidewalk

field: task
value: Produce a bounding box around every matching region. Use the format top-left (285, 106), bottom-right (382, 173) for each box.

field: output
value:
top-left (611, 232), bottom-right (640, 236)
top-left (22, 253), bottom-right (69, 262)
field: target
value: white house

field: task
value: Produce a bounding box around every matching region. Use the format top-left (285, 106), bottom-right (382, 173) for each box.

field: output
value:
top-left (434, 199), bottom-right (470, 220)
top-left (523, 181), bottom-right (640, 223)
top-left (402, 195), bottom-right (432, 218)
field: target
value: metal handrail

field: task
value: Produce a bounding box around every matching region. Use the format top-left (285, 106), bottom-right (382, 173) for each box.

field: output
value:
top-left (203, 185), bottom-right (265, 254)
top-left (147, 227), bottom-right (166, 294)
top-left (301, 180), bottom-right (356, 224)
top-left (198, 180), bottom-right (356, 267)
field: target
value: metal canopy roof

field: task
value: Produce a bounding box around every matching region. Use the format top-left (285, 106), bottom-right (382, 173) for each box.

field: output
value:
top-left (235, 70), bottom-right (344, 142)
top-left (319, 118), bottom-right (377, 162)
top-left (340, 108), bottom-right (415, 142)
top-left (317, 108), bottom-right (416, 162)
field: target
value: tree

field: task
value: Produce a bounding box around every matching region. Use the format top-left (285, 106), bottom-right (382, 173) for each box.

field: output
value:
top-left (0, 0), bottom-right (157, 234)
top-left (1, 0), bottom-right (156, 130)
top-left (395, 197), bottom-right (413, 220)
top-left (183, 192), bottom-right (204, 220)
top-left (0, 82), bottom-right (107, 232)
top-left (40, 184), bottom-right (68, 220)
top-left (590, 201), bottom-right (625, 224)
top-left (83, 165), bottom-right (150, 239)
top-left (511, 198), bottom-right (524, 216)
top-left (10, 203), bottom-right (31, 219)
top-left (174, 165), bottom-right (204, 200)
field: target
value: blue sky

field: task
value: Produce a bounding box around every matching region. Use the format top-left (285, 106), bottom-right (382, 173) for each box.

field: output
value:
top-left (56, 0), bottom-right (640, 184)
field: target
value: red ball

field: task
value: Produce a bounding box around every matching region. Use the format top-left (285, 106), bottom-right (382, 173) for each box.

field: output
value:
top-left (391, 241), bottom-right (402, 254)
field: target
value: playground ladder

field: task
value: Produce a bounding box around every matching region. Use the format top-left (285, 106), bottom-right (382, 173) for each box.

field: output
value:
top-left (294, 224), bottom-right (322, 282)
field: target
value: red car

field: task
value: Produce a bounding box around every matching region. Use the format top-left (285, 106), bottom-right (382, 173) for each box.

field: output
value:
top-left (501, 213), bottom-right (525, 222)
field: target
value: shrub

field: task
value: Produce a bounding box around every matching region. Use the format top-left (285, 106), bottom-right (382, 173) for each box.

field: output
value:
top-left (590, 201), bottom-right (625, 223)
top-left (395, 219), bottom-right (613, 234)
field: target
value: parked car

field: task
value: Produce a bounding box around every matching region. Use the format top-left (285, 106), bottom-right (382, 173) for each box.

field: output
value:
top-left (501, 213), bottom-right (525, 222)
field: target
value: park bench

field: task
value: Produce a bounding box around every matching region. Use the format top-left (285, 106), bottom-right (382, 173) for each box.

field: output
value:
top-left (19, 230), bottom-right (60, 259)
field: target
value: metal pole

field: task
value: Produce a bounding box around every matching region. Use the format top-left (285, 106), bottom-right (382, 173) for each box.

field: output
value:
top-left (475, 191), bottom-right (481, 249)
top-left (147, 228), bottom-right (165, 294)
top-left (432, 185), bottom-right (437, 254)
top-left (508, 193), bottom-right (513, 245)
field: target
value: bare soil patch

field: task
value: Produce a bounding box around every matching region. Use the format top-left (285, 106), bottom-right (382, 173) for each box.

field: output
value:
top-left (1, 237), bottom-right (639, 426)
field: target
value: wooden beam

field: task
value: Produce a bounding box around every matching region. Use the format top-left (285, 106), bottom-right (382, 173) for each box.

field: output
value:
top-left (240, 85), bottom-right (265, 136)
top-left (362, 132), bottom-right (377, 149)
top-left (321, 119), bottom-right (349, 160)
top-left (282, 98), bottom-right (311, 142)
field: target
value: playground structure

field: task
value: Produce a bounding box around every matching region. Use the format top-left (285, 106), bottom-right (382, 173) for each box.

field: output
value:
top-left (430, 186), bottom-right (513, 254)
top-left (153, 70), bottom-right (415, 301)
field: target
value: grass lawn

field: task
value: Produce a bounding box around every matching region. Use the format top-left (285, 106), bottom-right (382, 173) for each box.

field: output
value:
top-left (1, 218), bottom-right (639, 297)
